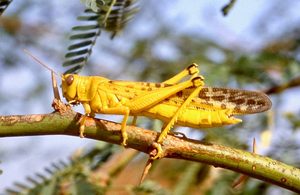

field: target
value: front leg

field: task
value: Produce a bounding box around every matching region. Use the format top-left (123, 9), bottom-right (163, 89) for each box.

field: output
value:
top-left (98, 107), bottom-right (131, 146)
top-left (79, 102), bottom-right (92, 138)
top-left (80, 102), bottom-right (130, 145)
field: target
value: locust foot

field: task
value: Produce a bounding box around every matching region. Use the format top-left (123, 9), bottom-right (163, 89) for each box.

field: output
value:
top-left (79, 125), bottom-right (85, 138)
top-left (150, 142), bottom-right (163, 160)
top-left (120, 138), bottom-right (127, 147)
top-left (79, 114), bottom-right (87, 138)
top-left (120, 131), bottom-right (128, 146)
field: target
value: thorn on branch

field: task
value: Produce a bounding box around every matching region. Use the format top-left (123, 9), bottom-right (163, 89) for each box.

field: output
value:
top-left (139, 157), bottom-right (154, 185)
top-left (232, 138), bottom-right (257, 188)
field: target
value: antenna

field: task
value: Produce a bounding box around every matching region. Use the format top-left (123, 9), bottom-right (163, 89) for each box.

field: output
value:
top-left (24, 49), bottom-right (64, 81)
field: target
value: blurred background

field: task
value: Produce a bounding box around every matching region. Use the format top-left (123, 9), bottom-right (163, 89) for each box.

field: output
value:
top-left (0, 0), bottom-right (300, 194)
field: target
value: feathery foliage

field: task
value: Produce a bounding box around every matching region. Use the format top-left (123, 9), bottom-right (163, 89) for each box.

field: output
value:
top-left (63, 0), bottom-right (139, 74)
top-left (0, 0), bottom-right (12, 16)
top-left (5, 143), bottom-right (115, 194)
top-left (5, 143), bottom-right (169, 195)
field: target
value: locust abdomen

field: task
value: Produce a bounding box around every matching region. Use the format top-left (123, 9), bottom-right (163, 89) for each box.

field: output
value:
top-left (139, 103), bottom-right (242, 129)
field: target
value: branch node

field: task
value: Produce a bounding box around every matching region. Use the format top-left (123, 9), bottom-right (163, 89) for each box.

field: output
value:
top-left (52, 99), bottom-right (67, 114)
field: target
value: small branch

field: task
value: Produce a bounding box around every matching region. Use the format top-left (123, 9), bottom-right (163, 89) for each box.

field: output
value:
top-left (90, 148), bottom-right (139, 186)
top-left (264, 75), bottom-right (300, 94)
top-left (0, 105), bottom-right (299, 193)
top-left (221, 0), bottom-right (237, 16)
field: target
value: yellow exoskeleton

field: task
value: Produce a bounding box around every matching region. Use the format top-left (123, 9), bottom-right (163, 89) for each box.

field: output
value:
top-left (25, 50), bottom-right (272, 159)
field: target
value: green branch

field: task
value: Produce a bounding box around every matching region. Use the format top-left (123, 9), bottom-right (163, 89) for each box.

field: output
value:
top-left (0, 103), bottom-right (299, 193)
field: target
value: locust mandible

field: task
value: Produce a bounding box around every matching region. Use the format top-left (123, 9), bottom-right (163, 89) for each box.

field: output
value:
top-left (25, 50), bottom-right (272, 159)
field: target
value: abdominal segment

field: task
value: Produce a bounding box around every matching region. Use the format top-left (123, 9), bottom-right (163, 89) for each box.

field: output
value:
top-left (139, 103), bottom-right (242, 129)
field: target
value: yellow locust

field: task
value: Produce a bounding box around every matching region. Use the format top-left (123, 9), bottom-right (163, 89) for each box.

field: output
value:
top-left (26, 51), bottom-right (272, 159)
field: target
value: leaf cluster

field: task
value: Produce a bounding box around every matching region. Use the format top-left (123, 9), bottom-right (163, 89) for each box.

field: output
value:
top-left (63, 0), bottom-right (138, 74)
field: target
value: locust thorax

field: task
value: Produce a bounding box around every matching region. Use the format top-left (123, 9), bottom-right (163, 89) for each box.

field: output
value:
top-left (62, 74), bottom-right (79, 103)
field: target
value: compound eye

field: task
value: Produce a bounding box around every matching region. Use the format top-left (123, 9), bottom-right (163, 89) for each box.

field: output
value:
top-left (66, 75), bottom-right (74, 86)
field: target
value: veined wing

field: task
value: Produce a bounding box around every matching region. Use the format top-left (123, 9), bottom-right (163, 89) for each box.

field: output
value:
top-left (163, 87), bottom-right (272, 115)
top-left (104, 81), bottom-right (272, 115)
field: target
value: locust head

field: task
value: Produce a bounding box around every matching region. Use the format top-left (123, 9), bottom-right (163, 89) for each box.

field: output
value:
top-left (61, 74), bottom-right (80, 104)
